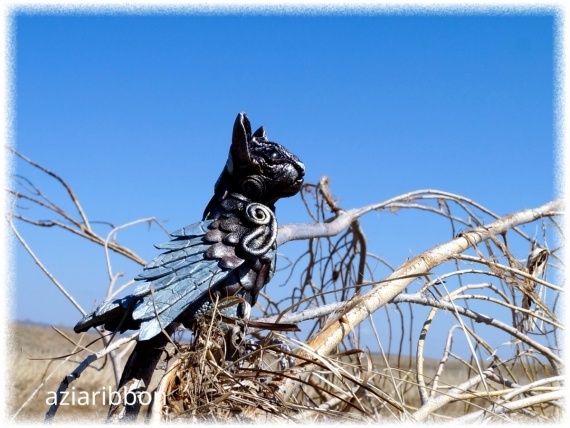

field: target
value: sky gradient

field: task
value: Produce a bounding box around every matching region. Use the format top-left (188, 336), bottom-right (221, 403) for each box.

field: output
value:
top-left (4, 8), bottom-right (560, 358)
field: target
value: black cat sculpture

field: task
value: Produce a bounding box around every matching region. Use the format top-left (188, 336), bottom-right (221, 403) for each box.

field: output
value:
top-left (74, 112), bottom-right (305, 341)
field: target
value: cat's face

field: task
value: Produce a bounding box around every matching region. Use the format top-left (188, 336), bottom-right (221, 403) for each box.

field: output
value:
top-left (227, 113), bottom-right (305, 204)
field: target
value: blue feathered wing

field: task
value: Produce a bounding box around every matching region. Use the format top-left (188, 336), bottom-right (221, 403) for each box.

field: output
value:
top-left (74, 220), bottom-right (237, 341)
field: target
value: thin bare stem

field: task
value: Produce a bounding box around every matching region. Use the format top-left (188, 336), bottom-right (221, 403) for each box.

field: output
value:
top-left (7, 216), bottom-right (86, 316)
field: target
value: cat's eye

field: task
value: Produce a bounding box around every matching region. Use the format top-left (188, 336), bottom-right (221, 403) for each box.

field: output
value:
top-left (264, 149), bottom-right (282, 162)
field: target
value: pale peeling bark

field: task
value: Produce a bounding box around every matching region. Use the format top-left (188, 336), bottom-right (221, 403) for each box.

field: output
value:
top-left (281, 198), bottom-right (563, 401)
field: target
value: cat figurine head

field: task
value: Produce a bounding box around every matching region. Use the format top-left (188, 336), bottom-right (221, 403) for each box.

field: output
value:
top-left (205, 113), bottom-right (305, 217)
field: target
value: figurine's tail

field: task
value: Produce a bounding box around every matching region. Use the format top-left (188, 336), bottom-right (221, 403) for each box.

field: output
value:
top-left (108, 323), bottom-right (178, 421)
top-left (73, 295), bottom-right (139, 334)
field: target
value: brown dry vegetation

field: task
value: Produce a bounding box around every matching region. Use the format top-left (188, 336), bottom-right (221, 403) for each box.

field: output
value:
top-left (148, 312), bottom-right (562, 424)
top-left (7, 320), bottom-right (561, 424)
top-left (7, 150), bottom-right (564, 423)
top-left (8, 322), bottom-right (117, 422)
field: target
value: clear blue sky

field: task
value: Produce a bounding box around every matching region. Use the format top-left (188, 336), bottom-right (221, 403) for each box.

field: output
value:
top-left (6, 9), bottom-right (559, 357)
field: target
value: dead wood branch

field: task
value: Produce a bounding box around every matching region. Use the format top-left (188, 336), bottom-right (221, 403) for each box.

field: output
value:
top-left (8, 148), bottom-right (563, 422)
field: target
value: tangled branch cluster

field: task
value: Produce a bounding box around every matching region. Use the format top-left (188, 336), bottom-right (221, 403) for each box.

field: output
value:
top-left (7, 150), bottom-right (564, 423)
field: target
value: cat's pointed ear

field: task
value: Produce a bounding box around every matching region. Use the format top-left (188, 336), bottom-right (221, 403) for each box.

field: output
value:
top-left (252, 126), bottom-right (266, 139)
top-left (230, 112), bottom-right (252, 169)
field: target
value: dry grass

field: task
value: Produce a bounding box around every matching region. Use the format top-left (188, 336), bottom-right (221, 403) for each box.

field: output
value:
top-left (7, 322), bottom-right (118, 423)
top-left (6, 159), bottom-right (563, 423)
top-left (149, 311), bottom-right (563, 424)
top-left (152, 340), bottom-right (562, 424)
top-left (6, 316), bottom-right (563, 424)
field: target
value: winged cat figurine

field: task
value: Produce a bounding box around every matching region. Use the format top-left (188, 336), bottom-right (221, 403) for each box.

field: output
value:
top-left (74, 113), bottom-right (305, 340)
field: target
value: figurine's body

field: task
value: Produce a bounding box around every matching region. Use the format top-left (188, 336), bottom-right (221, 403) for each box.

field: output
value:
top-left (74, 113), bottom-right (305, 340)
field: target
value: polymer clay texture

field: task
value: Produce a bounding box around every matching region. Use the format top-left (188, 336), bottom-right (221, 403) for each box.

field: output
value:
top-left (74, 113), bottom-right (305, 340)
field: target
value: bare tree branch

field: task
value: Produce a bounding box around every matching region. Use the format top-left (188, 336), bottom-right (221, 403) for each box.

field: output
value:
top-left (10, 148), bottom-right (92, 231)
top-left (8, 148), bottom-right (562, 422)
top-left (7, 215), bottom-right (86, 316)
top-left (44, 333), bottom-right (138, 421)
top-left (299, 198), bottom-right (562, 356)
